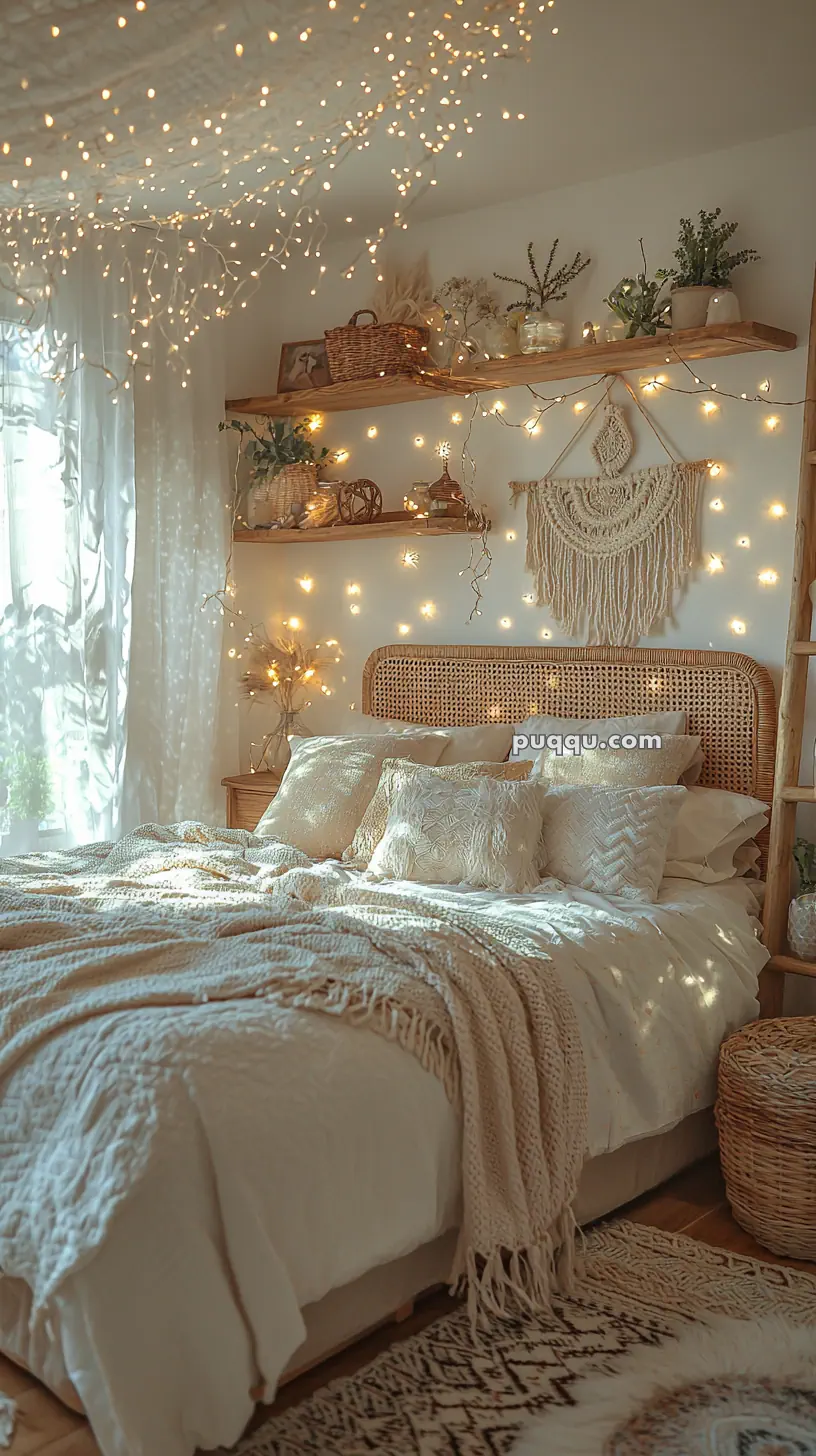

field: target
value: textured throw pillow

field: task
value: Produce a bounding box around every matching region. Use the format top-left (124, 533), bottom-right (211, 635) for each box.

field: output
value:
top-left (343, 757), bottom-right (533, 867)
top-left (255, 733), bottom-right (449, 859)
top-left (533, 734), bottom-right (702, 789)
top-left (345, 712), bottom-right (514, 766)
top-left (367, 774), bottom-right (549, 892)
top-left (664, 786), bottom-right (769, 883)
top-left (540, 784), bottom-right (687, 902)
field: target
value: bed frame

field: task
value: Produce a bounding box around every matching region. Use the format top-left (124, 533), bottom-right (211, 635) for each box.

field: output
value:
top-left (279, 643), bottom-right (778, 1386)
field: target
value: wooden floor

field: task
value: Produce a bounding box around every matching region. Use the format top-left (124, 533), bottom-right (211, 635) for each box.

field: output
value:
top-left (3, 1154), bottom-right (813, 1454)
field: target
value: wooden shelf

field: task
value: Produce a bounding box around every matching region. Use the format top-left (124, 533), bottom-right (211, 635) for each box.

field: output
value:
top-left (226, 322), bottom-right (797, 416)
top-left (768, 953), bottom-right (816, 979)
top-left (233, 512), bottom-right (488, 545)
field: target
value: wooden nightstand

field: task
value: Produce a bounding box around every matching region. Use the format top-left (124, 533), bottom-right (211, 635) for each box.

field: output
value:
top-left (221, 772), bottom-right (282, 832)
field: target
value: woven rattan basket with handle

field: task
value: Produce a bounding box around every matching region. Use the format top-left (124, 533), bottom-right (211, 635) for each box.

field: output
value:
top-left (324, 309), bottom-right (429, 382)
top-left (248, 461), bottom-right (318, 527)
top-left (716, 1016), bottom-right (816, 1260)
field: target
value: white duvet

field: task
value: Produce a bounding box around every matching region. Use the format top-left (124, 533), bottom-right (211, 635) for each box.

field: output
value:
top-left (0, 862), bottom-right (767, 1456)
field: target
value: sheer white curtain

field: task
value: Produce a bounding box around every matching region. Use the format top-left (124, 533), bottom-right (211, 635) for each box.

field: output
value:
top-left (121, 331), bottom-right (232, 830)
top-left (0, 255), bottom-right (134, 852)
top-left (1, 245), bottom-right (232, 851)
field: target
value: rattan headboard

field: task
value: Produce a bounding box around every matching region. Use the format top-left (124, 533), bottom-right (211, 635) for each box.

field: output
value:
top-left (362, 645), bottom-right (776, 805)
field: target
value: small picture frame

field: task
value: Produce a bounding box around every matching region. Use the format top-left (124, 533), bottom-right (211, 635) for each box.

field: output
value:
top-left (277, 339), bottom-right (332, 393)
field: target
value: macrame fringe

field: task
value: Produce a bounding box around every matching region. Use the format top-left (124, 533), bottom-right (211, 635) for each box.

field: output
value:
top-left (269, 975), bottom-right (461, 1106)
top-left (452, 1206), bottom-right (579, 1332)
top-left (516, 462), bottom-right (706, 646)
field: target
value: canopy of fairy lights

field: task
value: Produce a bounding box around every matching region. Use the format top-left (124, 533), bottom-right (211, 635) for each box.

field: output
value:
top-left (0, 0), bottom-right (545, 369)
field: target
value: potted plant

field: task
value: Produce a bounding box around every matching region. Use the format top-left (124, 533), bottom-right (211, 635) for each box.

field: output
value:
top-left (788, 838), bottom-right (816, 959)
top-left (221, 418), bottom-right (330, 528)
top-left (603, 242), bottom-right (672, 337)
top-left (667, 208), bottom-right (760, 330)
top-left (3, 749), bottom-right (54, 854)
top-left (494, 239), bottom-right (591, 354)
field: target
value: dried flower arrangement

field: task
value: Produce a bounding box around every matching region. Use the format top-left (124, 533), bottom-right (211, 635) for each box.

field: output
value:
top-left (433, 276), bottom-right (500, 334)
top-left (240, 631), bottom-right (337, 773)
top-left (494, 239), bottom-right (591, 312)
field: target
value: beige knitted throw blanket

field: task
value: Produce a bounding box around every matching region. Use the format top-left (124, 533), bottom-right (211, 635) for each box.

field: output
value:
top-left (0, 822), bottom-right (587, 1328)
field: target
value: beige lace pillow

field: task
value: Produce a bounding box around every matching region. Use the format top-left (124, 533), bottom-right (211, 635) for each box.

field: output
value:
top-left (540, 784), bottom-right (686, 902)
top-left (534, 735), bottom-right (702, 789)
top-left (344, 757), bottom-right (533, 867)
top-left (367, 774), bottom-right (549, 892)
top-left (255, 733), bottom-right (448, 859)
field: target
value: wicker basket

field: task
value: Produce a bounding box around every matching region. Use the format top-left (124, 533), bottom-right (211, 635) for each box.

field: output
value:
top-left (324, 309), bottom-right (429, 382)
top-left (248, 462), bottom-right (318, 527)
top-left (716, 1016), bottom-right (816, 1260)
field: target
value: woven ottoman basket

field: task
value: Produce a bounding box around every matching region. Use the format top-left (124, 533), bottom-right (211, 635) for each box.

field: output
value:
top-left (716, 1016), bottom-right (816, 1260)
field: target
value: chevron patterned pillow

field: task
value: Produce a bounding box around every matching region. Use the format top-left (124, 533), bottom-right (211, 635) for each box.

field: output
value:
top-left (540, 785), bottom-right (686, 902)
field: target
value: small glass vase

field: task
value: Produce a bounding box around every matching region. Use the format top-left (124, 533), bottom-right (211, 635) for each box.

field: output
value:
top-left (254, 711), bottom-right (308, 777)
top-left (474, 315), bottom-right (520, 360)
top-left (788, 893), bottom-right (816, 959)
top-left (518, 310), bottom-right (566, 355)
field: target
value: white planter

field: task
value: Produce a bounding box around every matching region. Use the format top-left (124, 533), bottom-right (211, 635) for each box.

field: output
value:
top-left (706, 289), bottom-right (742, 325)
top-left (670, 285), bottom-right (721, 331)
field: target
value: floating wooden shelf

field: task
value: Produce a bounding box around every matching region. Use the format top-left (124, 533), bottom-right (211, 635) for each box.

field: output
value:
top-left (233, 511), bottom-right (488, 544)
top-left (225, 322), bottom-right (797, 416)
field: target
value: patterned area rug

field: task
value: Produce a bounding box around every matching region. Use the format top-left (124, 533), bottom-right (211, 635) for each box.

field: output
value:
top-left (232, 1221), bottom-right (816, 1456)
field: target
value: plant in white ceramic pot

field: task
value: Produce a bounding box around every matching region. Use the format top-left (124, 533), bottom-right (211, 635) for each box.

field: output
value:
top-left (494, 239), bottom-right (591, 354)
top-left (668, 208), bottom-right (760, 330)
top-left (788, 837), bottom-right (816, 959)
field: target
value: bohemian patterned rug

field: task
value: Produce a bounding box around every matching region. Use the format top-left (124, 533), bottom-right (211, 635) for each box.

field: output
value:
top-left (230, 1221), bottom-right (816, 1456)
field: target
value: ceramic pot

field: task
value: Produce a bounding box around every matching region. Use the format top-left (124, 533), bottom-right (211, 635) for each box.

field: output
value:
top-left (706, 289), bottom-right (742, 325)
top-left (518, 311), bottom-right (566, 355)
top-left (788, 893), bottom-right (816, 959)
top-left (670, 285), bottom-right (721, 331)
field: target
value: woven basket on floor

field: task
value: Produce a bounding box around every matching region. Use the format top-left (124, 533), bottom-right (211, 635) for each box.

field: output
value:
top-left (324, 309), bottom-right (429, 382)
top-left (716, 1016), bottom-right (816, 1260)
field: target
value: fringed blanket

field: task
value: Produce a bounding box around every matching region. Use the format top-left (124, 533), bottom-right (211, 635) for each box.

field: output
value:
top-left (0, 822), bottom-right (587, 1327)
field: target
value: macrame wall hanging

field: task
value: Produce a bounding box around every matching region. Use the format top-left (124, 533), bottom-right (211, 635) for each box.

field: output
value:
top-left (510, 379), bottom-right (707, 646)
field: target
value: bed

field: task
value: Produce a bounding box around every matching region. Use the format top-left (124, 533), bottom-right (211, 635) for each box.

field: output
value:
top-left (0, 644), bottom-right (777, 1456)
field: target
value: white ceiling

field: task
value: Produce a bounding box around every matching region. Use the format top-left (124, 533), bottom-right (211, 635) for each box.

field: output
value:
top-left (324, 0), bottom-right (816, 230)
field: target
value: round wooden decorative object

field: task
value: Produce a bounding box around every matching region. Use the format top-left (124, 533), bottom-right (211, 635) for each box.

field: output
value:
top-left (337, 478), bottom-right (383, 524)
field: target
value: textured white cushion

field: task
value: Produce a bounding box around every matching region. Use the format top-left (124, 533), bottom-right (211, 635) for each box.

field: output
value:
top-left (540, 784), bottom-right (686, 902)
top-left (664, 786), bottom-right (769, 883)
top-left (511, 710), bottom-right (686, 756)
top-left (344, 712), bottom-right (514, 765)
top-left (255, 733), bottom-right (449, 859)
top-left (343, 757), bottom-right (533, 867)
top-left (533, 735), bottom-right (702, 789)
top-left (368, 775), bottom-right (549, 892)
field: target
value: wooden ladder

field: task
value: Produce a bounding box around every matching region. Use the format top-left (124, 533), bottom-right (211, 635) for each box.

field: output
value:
top-left (762, 268), bottom-right (816, 1013)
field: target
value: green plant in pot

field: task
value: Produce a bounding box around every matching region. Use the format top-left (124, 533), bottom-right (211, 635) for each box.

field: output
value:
top-left (788, 838), bottom-right (816, 959)
top-left (220, 417), bottom-right (330, 528)
top-left (668, 208), bottom-right (760, 330)
top-left (604, 241), bottom-right (672, 338)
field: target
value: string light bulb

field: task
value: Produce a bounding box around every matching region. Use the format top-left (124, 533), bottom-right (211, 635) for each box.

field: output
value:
top-left (420, 601), bottom-right (436, 618)
top-left (769, 502), bottom-right (787, 518)
top-left (707, 555), bottom-right (724, 574)
top-left (702, 400), bottom-right (718, 415)
top-left (709, 498), bottom-right (725, 512)
top-left (366, 425), bottom-right (378, 438)
top-left (730, 619), bottom-right (747, 635)
top-left (297, 577), bottom-right (313, 592)
top-left (765, 415), bottom-right (780, 431)
top-left (758, 568), bottom-right (779, 585)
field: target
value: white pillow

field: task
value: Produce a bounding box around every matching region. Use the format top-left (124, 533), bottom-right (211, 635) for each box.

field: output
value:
top-left (255, 733), bottom-right (449, 859)
top-left (368, 774), bottom-right (549, 892)
top-left (664, 786), bottom-right (769, 883)
top-left (540, 784), bottom-right (686, 902)
top-left (533, 734), bottom-right (701, 789)
top-left (343, 757), bottom-right (533, 867)
top-left (344, 711), bottom-right (514, 766)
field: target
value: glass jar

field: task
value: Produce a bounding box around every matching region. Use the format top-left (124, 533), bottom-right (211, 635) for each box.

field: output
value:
top-left (475, 315), bottom-right (520, 360)
top-left (518, 311), bottom-right (566, 355)
top-left (602, 312), bottom-right (628, 344)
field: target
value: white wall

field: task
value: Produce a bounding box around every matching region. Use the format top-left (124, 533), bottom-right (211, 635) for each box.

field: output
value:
top-left (225, 124), bottom-right (814, 743)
